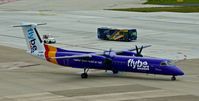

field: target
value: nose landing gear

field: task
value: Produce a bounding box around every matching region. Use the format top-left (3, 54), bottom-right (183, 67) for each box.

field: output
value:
top-left (171, 75), bottom-right (176, 81)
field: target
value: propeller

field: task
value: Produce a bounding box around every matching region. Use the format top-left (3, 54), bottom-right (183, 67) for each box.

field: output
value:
top-left (102, 48), bottom-right (115, 72)
top-left (103, 48), bottom-right (113, 57)
top-left (108, 48), bottom-right (112, 56)
top-left (135, 45), bottom-right (144, 57)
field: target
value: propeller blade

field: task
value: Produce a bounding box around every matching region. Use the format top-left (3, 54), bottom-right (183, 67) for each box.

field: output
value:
top-left (135, 45), bottom-right (139, 54)
top-left (109, 48), bottom-right (112, 52)
top-left (139, 46), bottom-right (143, 54)
top-left (135, 45), bottom-right (143, 57)
top-left (128, 45), bottom-right (151, 52)
top-left (109, 48), bottom-right (112, 55)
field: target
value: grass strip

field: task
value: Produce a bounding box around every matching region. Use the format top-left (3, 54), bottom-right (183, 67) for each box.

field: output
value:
top-left (109, 6), bottom-right (199, 13)
top-left (145, 0), bottom-right (199, 5)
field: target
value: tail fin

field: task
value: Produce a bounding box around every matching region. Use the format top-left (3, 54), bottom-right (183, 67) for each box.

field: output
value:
top-left (14, 22), bottom-right (46, 58)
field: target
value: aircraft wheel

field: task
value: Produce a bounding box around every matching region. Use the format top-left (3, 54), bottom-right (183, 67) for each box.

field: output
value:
top-left (171, 76), bottom-right (176, 81)
top-left (112, 69), bottom-right (118, 74)
top-left (81, 73), bottom-right (88, 79)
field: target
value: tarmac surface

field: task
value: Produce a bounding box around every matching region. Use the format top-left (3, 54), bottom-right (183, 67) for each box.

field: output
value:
top-left (0, 0), bottom-right (199, 101)
top-left (0, 45), bottom-right (199, 101)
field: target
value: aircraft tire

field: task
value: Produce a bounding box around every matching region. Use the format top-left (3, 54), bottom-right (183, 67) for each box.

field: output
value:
top-left (171, 76), bottom-right (176, 81)
top-left (81, 73), bottom-right (88, 79)
top-left (112, 69), bottom-right (118, 74)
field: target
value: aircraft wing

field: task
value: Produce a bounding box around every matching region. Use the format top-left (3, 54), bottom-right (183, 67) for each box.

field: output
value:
top-left (95, 45), bottom-right (151, 56)
top-left (49, 54), bottom-right (92, 59)
top-left (114, 45), bottom-right (152, 54)
top-left (49, 45), bottom-right (151, 59)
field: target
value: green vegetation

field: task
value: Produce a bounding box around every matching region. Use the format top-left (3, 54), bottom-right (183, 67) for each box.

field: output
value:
top-left (108, 0), bottom-right (199, 13)
top-left (109, 6), bottom-right (199, 13)
top-left (145, 0), bottom-right (199, 5)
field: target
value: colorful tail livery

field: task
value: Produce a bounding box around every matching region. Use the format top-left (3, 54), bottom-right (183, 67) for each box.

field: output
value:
top-left (15, 23), bottom-right (184, 80)
top-left (14, 22), bottom-right (46, 59)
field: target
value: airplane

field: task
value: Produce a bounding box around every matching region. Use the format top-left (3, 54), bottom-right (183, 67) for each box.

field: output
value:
top-left (14, 22), bottom-right (184, 81)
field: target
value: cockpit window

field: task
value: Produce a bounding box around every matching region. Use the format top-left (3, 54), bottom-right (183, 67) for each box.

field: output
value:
top-left (167, 60), bottom-right (175, 66)
top-left (160, 60), bottom-right (175, 66)
top-left (160, 62), bottom-right (167, 66)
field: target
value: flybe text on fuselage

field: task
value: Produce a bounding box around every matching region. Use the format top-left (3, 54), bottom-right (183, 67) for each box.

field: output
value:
top-left (27, 28), bottom-right (37, 53)
top-left (128, 59), bottom-right (150, 71)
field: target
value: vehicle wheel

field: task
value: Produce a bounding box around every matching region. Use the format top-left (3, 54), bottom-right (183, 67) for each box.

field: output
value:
top-left (112, 69), bottom-right (118, 74)
top-left (81, 73), bottom-right (88, 79)
top-left (171, 76), bottom-right (176, 81)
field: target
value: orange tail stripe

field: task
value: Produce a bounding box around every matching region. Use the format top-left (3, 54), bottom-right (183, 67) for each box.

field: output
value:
top-left (44, 44), bottom-right (58, 64)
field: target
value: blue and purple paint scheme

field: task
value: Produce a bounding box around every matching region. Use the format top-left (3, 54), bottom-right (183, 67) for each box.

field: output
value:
top-left (15, 23), bottom-right (184, 80)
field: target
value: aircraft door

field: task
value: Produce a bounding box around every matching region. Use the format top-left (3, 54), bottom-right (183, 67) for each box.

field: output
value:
top-left (103, 58), bottom-right (112, 70)
top-left (104, 58), bottom-right (118, 74)
top-left (64, 59), bottom-right (69, 66)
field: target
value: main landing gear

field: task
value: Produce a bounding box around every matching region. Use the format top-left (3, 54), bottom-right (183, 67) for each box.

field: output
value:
top-left (171, 75), bottom-right (176, 81)
top-left (112, 69), bottom-right (118, 74)
top-left (81, 68), bottom-right (89, 79)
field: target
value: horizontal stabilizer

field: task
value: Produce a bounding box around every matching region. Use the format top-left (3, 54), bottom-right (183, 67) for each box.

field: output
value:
top-left (13, 23), bottom-right (47, 27)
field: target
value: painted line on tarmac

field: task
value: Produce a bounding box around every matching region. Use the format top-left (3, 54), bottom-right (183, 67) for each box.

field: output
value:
top-left (0, 0), bottom-right (16, 5)
top-left (0, 34), bottom-right (24, 39)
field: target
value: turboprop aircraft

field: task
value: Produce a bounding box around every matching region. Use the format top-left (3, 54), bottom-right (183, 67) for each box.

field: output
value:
top-left (14, 23), bottom-right (184, 80)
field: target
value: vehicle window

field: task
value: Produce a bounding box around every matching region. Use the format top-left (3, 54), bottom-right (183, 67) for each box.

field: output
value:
top-left (129, 31), bottom-right (137, 37)
top-left (160, 60), bottom-right (175, 66)
top-left (132, 32), bottom-right (137, 36)
top-left (160, 62), bottom-right (167, 66)
top-left (167, 60), bottom-right (175, 66)
top-left (120, 31), bottom-right (128, 35)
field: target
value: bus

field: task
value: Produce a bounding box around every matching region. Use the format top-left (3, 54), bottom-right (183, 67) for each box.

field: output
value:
top-left (97, 27), bottom-right (137, 42)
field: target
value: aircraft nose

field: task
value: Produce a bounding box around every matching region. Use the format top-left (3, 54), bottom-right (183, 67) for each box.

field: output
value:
top-left (174, 67), bottom-right (184, 76)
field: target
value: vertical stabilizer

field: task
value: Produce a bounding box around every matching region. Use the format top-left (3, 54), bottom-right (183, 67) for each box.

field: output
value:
top-left (14, 22), bottom-right (46, 59)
